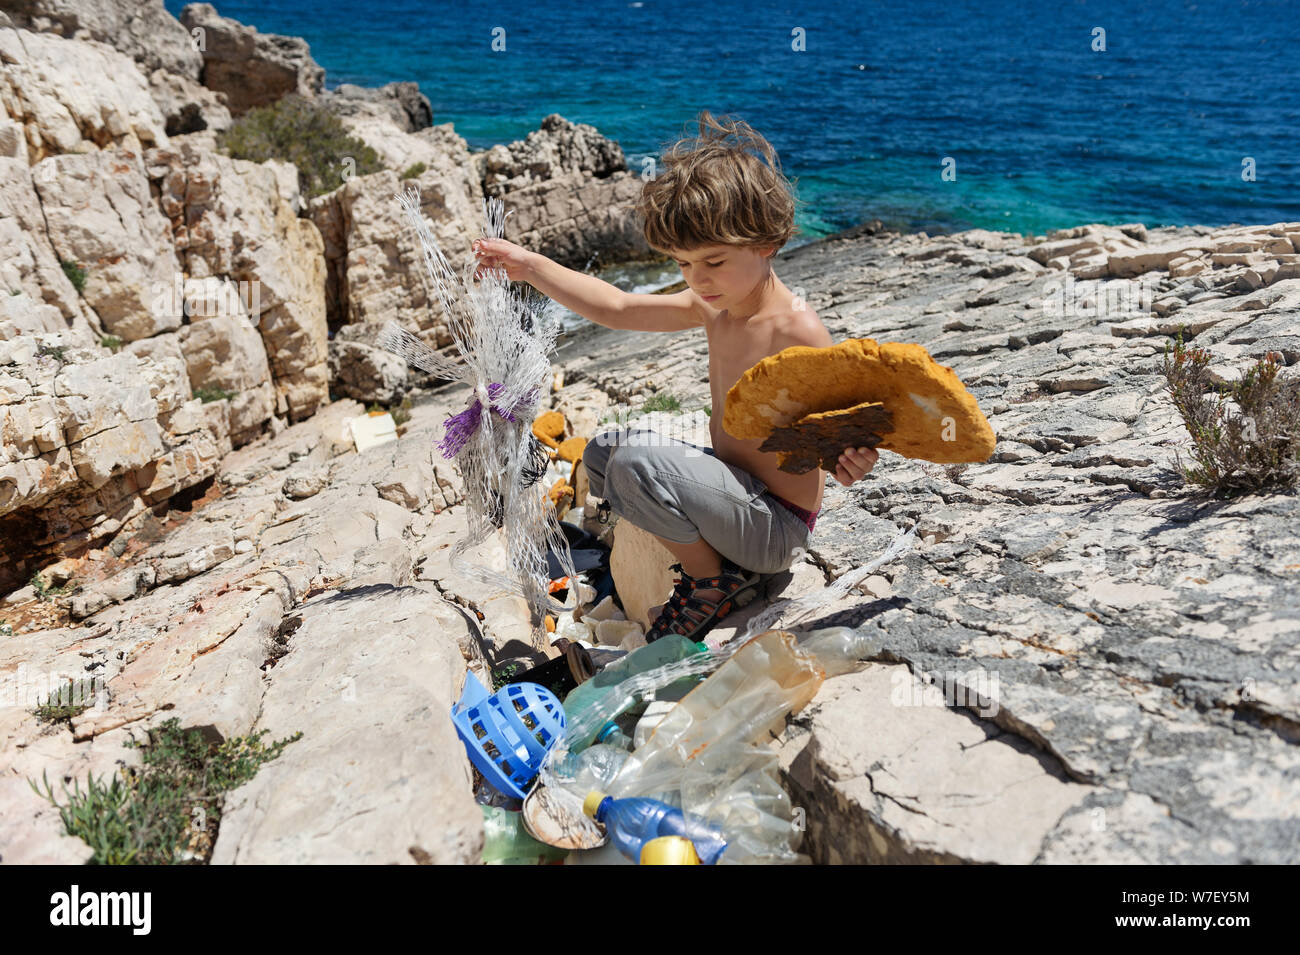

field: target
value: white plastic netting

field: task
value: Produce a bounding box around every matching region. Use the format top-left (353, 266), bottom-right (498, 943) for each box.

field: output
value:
top-left (737, 522), bottom-right (919, 641)
top-left (381, 186), bottom-right (579, 635)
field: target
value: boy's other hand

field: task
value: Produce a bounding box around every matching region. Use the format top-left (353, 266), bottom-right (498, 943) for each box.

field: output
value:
top-left (472, 237), bottom-right (533, 282)
top-left (833, 445), bottom-right (879, 486)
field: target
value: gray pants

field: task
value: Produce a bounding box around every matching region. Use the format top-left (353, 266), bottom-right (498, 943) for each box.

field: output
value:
top-left (581, 428), bottom-right (813, 575)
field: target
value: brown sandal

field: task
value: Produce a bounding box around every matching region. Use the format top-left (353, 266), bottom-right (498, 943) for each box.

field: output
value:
top-left (644, 557), bottom-right (762, 643)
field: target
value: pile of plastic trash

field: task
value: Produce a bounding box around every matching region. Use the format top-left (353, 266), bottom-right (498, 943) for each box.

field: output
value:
top-left (452, 601), bottom-right (880, 864)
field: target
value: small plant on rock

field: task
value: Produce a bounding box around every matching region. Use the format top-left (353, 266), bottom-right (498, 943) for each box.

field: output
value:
top-left (392, 395), bottom-right (414, 426)
top-left (31, 571), bottom-right (73, 602)
top-left (60, 260), bottom-right (87, 294)
top-left (194, 385), bottom-right (237, 403)
top-left (400, 161), bottom-right (427, 180)
top-left (1160, 330), bottom-right (1300, 498)
top-left (34, 677), bottom-right (103, 725)
top-left (101, 335), bottom-right (123, 353)
top-left (30, 717), bottom-right (302, 864)
top-left (36, 342), bottom-right (67, 363)
top-left (641, 392), bottom-right (682, 414)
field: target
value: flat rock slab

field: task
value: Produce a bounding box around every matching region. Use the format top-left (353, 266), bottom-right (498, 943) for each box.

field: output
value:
top-left (210, 584), bottom-right (482, 864)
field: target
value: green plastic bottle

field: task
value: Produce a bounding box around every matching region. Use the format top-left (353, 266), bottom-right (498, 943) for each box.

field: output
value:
top-left (480, 805), bottom-right (567, 864)
top-left (562, 634), bottom-right (708, 751)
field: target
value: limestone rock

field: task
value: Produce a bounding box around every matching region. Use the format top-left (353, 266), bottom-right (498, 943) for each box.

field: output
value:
top-left (3, 0), bottom-right (203, 80)
top-left (327, 339), bottom-right (408, 404)
top-left (0, 160), bottom-right (97, 328)
top-left (477, 114), bottom-right (650, 268)
top-left (147, 67), bottom-right (232, 136)
top-left (147, 135), bottom-right (329, 420)
top-left (32, 148), bottom-right (183, 341)
top-left (308, 131), bottom-right (482, 344)
top-left (0, 26), bottom-right (168, 159)
top-left (209, 586), bottom-right (482, 864)
top-left (320, 81), bottom-right (432, 133)
top-left (778, 664), bottom-right (1091, 864)
top-left (178, 3), bottom-right (324, 115)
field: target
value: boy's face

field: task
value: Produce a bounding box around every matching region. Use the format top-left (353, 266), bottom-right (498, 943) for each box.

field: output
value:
top-left (668, 244), bottom-right (774, 308)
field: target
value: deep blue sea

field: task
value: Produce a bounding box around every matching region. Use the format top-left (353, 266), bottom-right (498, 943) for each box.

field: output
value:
top-left (168, 0), bottom-right (1300, 244)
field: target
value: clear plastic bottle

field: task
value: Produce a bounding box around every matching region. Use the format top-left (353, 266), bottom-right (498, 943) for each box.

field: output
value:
top-left (594, 722), bottom-right (634, 750)
top-left (614, 629), bottom-right (824, 785)
top-left (561, 633), bottom-right (707, 750)
top-left (798, 625), bottom-right (881, 677)
top-left (583, 790), bottom-right (728, 865)
top-left (604, 630), bottom-right (826, 864)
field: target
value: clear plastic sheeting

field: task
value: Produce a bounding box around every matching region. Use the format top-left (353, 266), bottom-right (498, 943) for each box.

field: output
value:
top-left (738, 523), bottom-right (919, 641)
top-left (384, 187), bottom-right (578, 630)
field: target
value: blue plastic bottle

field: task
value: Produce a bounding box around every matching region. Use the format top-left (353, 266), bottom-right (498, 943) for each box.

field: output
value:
top-left (583, 791), bottom-right (727, 865)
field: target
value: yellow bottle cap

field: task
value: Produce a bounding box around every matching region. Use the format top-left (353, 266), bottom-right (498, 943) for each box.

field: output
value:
top-left (583, 791), bottom-right (608, 820)
top-left (640, 836), bottom-right (701, 865)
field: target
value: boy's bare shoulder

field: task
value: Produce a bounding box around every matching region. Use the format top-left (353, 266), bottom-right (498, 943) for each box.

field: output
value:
top-left (773, 304), bottom-right (834, 351)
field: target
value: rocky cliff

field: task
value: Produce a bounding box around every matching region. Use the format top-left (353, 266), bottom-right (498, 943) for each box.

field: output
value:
top-left (0, 0), bottom-right (649, 592)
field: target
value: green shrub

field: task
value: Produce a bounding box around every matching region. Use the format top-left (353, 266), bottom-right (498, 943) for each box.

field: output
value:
top-left (194, 385), bottom-right (237, 403)
top-left (101, 335), bottom-right (123, 353)
top-left (30, 717), bottom-right (302, 864)
top-left (60, 260), bottom-right (86, 293)
top-left (400, 161), bottom-right (427, 180)
top-left (218, 94), bottom-right (384, 199)
top-left (1161, 330), bottom-right (1300, 497)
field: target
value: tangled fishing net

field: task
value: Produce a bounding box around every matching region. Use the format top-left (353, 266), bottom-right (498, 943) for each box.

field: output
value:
top-left (379, 187), bottom-right (578, 636)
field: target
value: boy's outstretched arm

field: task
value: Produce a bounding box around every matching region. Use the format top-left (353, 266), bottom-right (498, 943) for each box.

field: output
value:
top-left (473, 237), bottom-right (702, 332)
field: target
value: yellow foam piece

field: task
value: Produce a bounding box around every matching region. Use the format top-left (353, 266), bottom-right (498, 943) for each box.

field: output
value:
top-left (724, 338), bottom-right (996, 464)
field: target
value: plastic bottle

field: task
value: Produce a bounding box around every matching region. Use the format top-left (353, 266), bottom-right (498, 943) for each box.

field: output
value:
top-left (614, 630), bottom-right (824, 787)
top-left (603, 630), bottom-right (826, 864)
top-left (561, 633), bottom-right (707, 750)
top-left (583, 790), bottom-right (728, 865)
top-left (594, 722), bottom-right (634, 750)
top-left (480, 805), bottom-right (567, 864)
top-left (798, 625), bottom-right (882, 677)
top-left (640, 835), bottom-right (701, 864)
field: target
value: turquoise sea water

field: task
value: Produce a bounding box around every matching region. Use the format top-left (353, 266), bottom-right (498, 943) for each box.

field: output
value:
top-left (169, 0), bottom-right (1299, 259)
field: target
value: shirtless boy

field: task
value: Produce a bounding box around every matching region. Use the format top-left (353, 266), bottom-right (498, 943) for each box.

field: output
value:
top-left (471, 111), bottom-right (878, 643)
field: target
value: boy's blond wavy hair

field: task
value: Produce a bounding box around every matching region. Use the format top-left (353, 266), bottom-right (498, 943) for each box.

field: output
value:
top-left (636, 110), bottom-right (801, 257)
